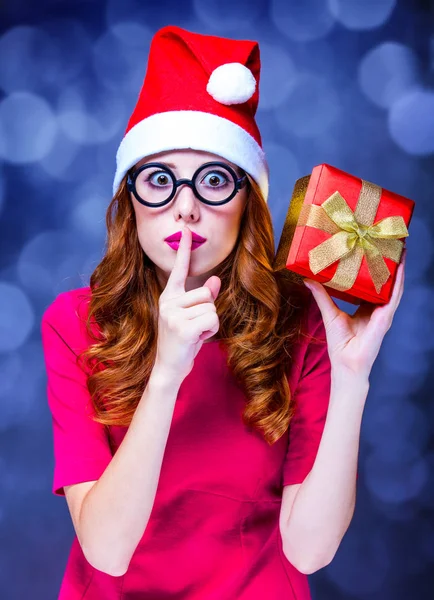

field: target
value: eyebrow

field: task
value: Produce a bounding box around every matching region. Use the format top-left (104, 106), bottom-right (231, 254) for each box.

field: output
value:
top-left (144, 160), bottom-right (243, 177)
top-left (148, 160), bottom-right (238, 171)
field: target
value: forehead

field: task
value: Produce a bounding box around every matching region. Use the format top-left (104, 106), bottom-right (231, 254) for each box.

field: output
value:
top-left (134, 149), bottom-right (240, 171)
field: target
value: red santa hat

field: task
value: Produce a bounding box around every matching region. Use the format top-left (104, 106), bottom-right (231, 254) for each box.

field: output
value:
top-left (113, 24), bottom-right (270, 202)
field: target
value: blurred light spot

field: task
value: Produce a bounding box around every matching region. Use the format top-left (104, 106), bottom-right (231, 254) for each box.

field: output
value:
top-left (328, 0), bottom-right (396, 30)
top-left (0, 92), bottom-right (57, 163)
top-left (0, 282), bottom-right (34, 352)
top-left (359, 42), bottom-right (420, 109)
top-left (388, 88), bottom-right (434, 155)
top-left (0, 26), bottom-right (56, 94)
top-left (325, 530), bottom-right (390, 593)
top-left (256, 43), bottom-right (297, 110)
top-left (0, 20), bottom-right (90, 95)
top-left (262, 141), bottom-right (301, 225)
top-left (194, 0), bottom-right (266, 30)
top-left (81, 250), bottom-right (104, 286)
top-left (17, 230), bottom-right (91, 295)
top-left (371, 499), bottom-right (418, 523)
top-left (274, 72), bottom-right (340, 137)
top-left (57, 84), bottom-right (125, 145)
top-left (382, 286), bottom-right (434, 362)
top-left (106, 0), bottom-right (192, 30)
top-left (271, 0), bottom-right (335, 41)
top-left (0, 341), bottom-right (47, 431)
top-left (93, 22), bottom-right (153, 95)
top-left (396, 217), bottom-right (433, 282)
top-left (38, 129), bottom-right (81, 181)
top-left (35, 146), bottom-right (101, 195)
top-left (365, 452), bottom-right (429, 503)
top-left (364, 398), bottom-right (430, 459)
top-left (0, 352), bottom-right (22, 399)
top-left (291, 38), bottom-right (336, 76)
top-left (381, 340), bottom-right (430, 379)
top-left (95, 138), bottom-right (121, 186)
top-left (70, 179), bottom-right (108, 240)
top-left (38, 19), bottom-right (91, 88)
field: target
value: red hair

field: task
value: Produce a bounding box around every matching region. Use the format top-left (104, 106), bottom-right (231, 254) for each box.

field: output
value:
top-left (78, 174), bottom-right (312, 446)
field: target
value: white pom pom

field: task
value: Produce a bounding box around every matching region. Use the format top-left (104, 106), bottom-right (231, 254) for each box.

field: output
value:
top-left (206, 62), bottom-right (256, 106)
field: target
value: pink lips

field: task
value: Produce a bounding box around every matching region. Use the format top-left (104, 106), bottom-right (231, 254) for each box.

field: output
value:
top-left (165, 240), bottom-right (205, 251)
top-left (165, 230), bottom-right (207, 243)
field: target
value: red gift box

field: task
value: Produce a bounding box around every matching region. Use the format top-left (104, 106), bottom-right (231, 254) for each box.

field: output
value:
top-left (274, 164), bottom-right (414, 305)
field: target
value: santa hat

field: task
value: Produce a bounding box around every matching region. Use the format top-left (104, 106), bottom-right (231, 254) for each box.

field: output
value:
top-left (113, 25), bottom-right (269, 202)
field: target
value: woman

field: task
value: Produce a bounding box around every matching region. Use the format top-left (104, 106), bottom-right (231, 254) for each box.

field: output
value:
top-left (41, 24), bottom-right (406, 599)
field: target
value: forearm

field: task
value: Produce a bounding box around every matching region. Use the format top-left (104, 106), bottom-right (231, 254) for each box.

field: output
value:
top-left (79, 364), bottom-right (182, 576)
top-left (282, 369), bottom-right (369, 574)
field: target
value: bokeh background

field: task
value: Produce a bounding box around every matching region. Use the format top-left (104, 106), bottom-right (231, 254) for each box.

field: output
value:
top-left (1, 0), bottom-right (434, 598)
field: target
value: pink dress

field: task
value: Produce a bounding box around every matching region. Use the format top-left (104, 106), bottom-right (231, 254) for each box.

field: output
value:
top-left (41, 285), bottom-right (332, 600)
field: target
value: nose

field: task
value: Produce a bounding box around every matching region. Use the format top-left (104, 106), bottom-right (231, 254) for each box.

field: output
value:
top-left (173, 180), bottom-right (197, 202)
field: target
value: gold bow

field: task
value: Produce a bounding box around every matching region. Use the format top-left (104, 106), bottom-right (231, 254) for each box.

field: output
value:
top-left (294, 178), bottom-right (409, 293)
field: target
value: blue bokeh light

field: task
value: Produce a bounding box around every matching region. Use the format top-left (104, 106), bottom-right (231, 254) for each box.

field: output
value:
top-left (57, 84), bottom-right (125, 145)
top-left (256, 42), bottom-right (297, 110)
top-left (0, 3), bottom-right (432, 599)
top-left (92, 22), bottom-right (153, 95)
top-left (274, 72), bottom-right (341, 138)
top-left (0, 283), bottom-right (34, 352)
top-left (271, 0), bottom-right (335, 41)
top-left (325, 529), bottom-right (390, 593)
top-left (17, 230), bottom-right (92, 295)
top-left (388, 89), bottom-right (434, 155)
top-left (365, 452), bottom-right (429, 503)
top-left (194, 0), bottom-right (267, 30)
top-left (0, 26), bottom-right (58, 94)
top-left (0, 92), bottom-right (57, 163)
top-left (358, 42), bottom-right (421, 109)
top-left (328, 0), bottom-right (396, 30)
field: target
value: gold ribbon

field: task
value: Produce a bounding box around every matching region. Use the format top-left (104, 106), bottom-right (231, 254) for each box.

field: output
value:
top-left (296, 179), bottom-right (409, 293)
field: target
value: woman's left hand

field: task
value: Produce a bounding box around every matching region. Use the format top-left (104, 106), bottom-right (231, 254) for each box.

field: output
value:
top-left (303, 248), bottom-right (407, 380)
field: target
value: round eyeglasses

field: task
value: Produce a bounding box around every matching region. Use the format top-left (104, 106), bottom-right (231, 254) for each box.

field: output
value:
top-left (127, 161), bottom-right (248, 208)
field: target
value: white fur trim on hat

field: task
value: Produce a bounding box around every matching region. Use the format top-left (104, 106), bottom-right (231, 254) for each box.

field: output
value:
top-left (113, 110), bottom-right (269, 202)
top-left (206, 63), bottom-right (256, 105)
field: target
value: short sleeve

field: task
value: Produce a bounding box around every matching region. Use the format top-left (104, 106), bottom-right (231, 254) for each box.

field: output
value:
top-left (41, 291), bottom-right (114, 496)
top-left (282, 292), bottom-right (331, 486)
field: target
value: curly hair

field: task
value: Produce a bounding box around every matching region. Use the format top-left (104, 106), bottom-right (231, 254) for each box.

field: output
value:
top-left (77, 172), bottom-right (312, 446)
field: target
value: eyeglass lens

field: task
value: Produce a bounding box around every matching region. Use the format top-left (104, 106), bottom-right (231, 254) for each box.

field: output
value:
top-left (133, 164), bottom-right (237, 204)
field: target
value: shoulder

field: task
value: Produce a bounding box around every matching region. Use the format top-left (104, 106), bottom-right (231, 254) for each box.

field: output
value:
top-left (41, 286), bottom-right (93, 352)
top-left (42, 286), bottom-right (91, 322)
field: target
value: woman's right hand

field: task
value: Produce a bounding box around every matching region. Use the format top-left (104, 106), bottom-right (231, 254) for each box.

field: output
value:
top-left (155, 225), bottom-right (222, 382)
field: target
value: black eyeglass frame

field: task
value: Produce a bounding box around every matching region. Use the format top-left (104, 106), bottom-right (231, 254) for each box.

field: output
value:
top-left (126, 161), bottom-right (248, 207)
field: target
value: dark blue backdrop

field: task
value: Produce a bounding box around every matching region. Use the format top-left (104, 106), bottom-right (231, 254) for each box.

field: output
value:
top-left (0, 0), bottom-right (433, 598)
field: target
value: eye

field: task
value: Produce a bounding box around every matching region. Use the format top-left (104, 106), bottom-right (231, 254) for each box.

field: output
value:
top-left (200, 170), bottom-right (230, 188)
top-left (146, 170), bottom-right (172, 187)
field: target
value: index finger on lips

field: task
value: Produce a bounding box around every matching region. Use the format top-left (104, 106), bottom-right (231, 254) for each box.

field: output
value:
top-left (165, 225), bottom-right (192, 295)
